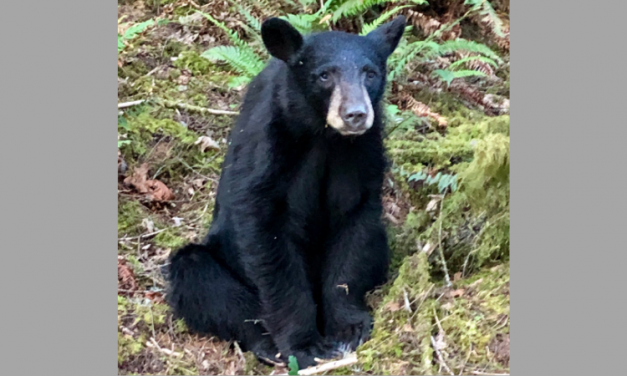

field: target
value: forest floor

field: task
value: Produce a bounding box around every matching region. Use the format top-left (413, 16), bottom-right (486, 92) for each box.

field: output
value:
top-left (118, 1), bottom-right (510, 375)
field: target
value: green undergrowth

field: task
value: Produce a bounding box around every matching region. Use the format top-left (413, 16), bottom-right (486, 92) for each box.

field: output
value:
top-left (386, 92), bottom-right (510, 277)
top-left (345, 257), bottom-right (510, 375)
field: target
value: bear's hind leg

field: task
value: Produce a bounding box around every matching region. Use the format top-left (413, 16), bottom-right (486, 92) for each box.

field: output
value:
top-left (166, 244), bottom-right (278, 362)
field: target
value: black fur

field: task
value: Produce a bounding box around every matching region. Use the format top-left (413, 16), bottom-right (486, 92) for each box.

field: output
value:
top-left (167, 17), bottom-right (406, 368)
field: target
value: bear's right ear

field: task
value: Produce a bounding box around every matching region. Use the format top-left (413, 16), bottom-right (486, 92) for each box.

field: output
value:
top-left (365, 16), bottom-right (406, 59)
top-left (261, 18), bottom-right (304, 63)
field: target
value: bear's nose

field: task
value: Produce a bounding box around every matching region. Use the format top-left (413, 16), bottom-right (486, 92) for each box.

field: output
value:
top-left (341, 104), bottom-right (367, 128)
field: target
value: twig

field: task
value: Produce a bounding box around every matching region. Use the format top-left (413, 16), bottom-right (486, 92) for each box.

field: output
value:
top-left (118, 99), bottom-right (145, 108)
top-left (431, 336), bottom-right (454, 376)
top-left (117, 98), bottom-right (239, 115)
top-left (118, 228), bottom-right (167, 241)
top-left (158, 99), bottom-right (239, 115)
top-left (437, 195), bottom-right (453, 287)
top-left (277, 353), bottom-right (358, 375)
top-left (146, 337), bottom-right (183, 358)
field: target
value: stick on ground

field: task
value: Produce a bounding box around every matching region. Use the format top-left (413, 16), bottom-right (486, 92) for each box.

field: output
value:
top-left (277, 353), bottom-right (358, 375)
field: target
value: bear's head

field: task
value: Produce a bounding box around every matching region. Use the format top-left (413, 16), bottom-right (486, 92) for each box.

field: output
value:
top-left (261, 16), bottom-right (406, 136)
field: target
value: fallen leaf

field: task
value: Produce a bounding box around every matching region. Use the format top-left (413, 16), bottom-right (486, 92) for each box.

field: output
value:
top-left (195, 136), bottom-right (220, 152)
top-left (124, 163), bottom-right (150, 193)
top-left (123, 163), bottom-right (175, 201)
top-left (146, 180), bottom-right (175, 201)
top-left (118, 259), bottom-right (137, 292)
top-left (453, 272), bottom-right (462, 282)
top-left (144, 291), bottom-right (165, 304)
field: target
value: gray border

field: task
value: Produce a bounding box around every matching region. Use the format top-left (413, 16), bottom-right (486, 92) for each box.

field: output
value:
top-left (511, 1), bottom-right (626, 375)
top-left (2, 0), bottom-right (625, 375)
top-left (2, 1), bottom-right (115, 375)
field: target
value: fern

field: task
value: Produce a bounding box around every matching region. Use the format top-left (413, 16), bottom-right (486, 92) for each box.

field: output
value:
top-left (332, 0), bottom-right (428, 23)
top-left (438, 39), bottom-right (502, 63)
top-left (198, 11), bottom-right (266, 80)
top-left (201, 45), bottom-right (264, 77)
top-left (279, 0), bottom-right (335, 34)
top-left (448, 55), bottom-right (497, 70)
top-left (407, 170), bottom-right (459, 193)
top-left (388, 40), bottom-right (440, 81)
top-left (360, 4), bottom-right (412, 35)
top-left (465, 0), bottom-right (506, 38)
top-left (197, 11), bottom-right (249, 50)
top-left (279, 13), bottom-right (320, 34)
top-left (433, 69), bottom-right (487, 86)
top-left (236, 4), bottom-right (262, 32)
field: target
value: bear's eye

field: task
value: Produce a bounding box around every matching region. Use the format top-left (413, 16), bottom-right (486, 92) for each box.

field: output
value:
top-left (319, 72), bottom-right (329, 81)
top-left (367, 71), bottom-right (376, 79)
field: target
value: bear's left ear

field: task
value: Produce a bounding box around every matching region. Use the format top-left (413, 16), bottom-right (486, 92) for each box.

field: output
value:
top-left (366, 16), bottom-right (406, 59)
top-left (261, 18), bottom-right (304, 63)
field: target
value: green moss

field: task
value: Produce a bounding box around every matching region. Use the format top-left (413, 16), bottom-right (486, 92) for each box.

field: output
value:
top-left (358, 252), bottom-right (436, 375)
top-left (118, 59), bottom-right (149, 80)
top-left (118, 200), bottom-right (150, 237)
top-left (173, 50), bottom-right (213, 75)
top-left (163, 40), bottom-right (186, 58)
top-left (153, 228), bottom-right (187, 249)
top-left (436, 264), bottom-right (510, 373)
top-left (118, 331), bottom-right (145, 364)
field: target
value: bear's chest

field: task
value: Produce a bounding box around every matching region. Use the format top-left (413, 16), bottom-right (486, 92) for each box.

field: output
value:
top-left (285, 143), bottom-right (365, 222)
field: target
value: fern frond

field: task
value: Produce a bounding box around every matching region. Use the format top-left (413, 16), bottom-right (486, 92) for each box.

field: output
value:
top-left (197, 11), bottom-right (248, 50)
top-left (296, 0), bottom-right (319, 8)
top-left (360, 5), bottom-right (412, 35)
top-left (476, 0), bottom-right (506, 38)
top-left (236, 5), bottom-right (262, 32)
top-left (448, 55), bottom-right (497, 70)
top-left (438, 39), bottom-right (502, 63)
top-left (449, 55), bottom-right (496, 76)
top-left (403, 94), bottom-right (448, 127)
top-left (388, 40), bottom-right (439, 81)
top-left (332, 0), bottom-right (413, 23)
top-left (279, 13), bottom-right (326, 34)
top-left (201, 46), bottom-right (265, 77)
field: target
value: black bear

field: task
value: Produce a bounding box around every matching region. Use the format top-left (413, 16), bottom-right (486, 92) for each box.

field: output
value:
top-left (166, 16), bottom-right (406, 368)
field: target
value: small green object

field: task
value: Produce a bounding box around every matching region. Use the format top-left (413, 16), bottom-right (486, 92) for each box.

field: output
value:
top-left (288, 355), bottom-right (299, 375)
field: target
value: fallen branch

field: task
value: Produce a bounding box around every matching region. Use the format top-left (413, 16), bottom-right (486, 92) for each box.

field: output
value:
top-left (117, 98), bottom-right (239, 115)
top-left (158, 99), bottom-right (239, 115)
top-left (146, 337), bottom-right (183, 358)
top-left (118, 228), bottom-right (167, 242)
top-left (118, 99), bottom-right (145, 108)
top-left (277, 353), bottom-right (358, 375)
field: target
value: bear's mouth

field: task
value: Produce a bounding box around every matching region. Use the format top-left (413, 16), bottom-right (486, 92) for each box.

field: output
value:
top-left (335, 127), bottom-right (368, 136)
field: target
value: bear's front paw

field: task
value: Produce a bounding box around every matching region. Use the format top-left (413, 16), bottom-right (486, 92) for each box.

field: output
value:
top-left (326, 309), bottom-right (373, 352)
